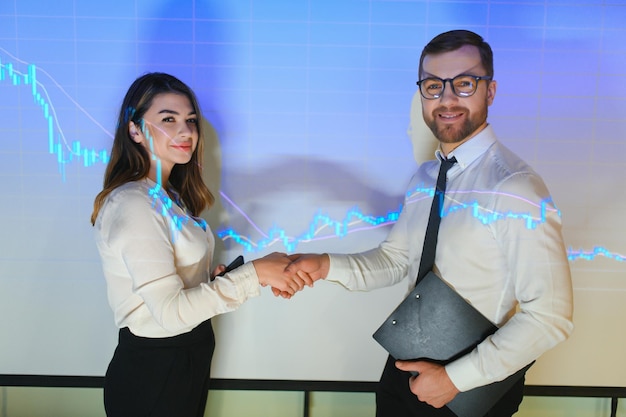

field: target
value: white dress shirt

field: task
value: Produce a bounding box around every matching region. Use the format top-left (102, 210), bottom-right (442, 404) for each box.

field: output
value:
top-left (326, 125), bottom-right (574, 392)
top-left (94, 178), bottom-right (261, 338)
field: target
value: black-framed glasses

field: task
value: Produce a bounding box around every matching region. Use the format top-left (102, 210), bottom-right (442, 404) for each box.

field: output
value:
top-left (416, 74), bottom-right (492, 99)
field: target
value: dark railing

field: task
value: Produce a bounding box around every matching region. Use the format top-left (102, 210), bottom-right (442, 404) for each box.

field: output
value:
top-left (1, 375), bottom-right (623, 417)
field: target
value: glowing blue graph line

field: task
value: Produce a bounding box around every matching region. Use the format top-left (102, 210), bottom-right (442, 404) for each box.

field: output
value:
top-left (148, 182), bottom-right (207, 241)
top-left (217, 190), bottom-right (399, 252)
top-left (218, 186), bottom-right (556, 252)
top-left (217, 188), bottom-right (623, 264)
top-left (567, 247), bottom-right (626, 262)
top-left (405, 186), bottom-right (561, 231)
top-left (1, 52), bottom-right (622, 264)
top-left (0, 50), bottom-right (112, 180)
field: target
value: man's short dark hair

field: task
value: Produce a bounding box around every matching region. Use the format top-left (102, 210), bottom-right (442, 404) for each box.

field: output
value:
top-left (419, 30), bottom-right (494, 79)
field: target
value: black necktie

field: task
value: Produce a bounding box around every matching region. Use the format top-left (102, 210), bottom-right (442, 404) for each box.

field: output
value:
top-left (416, 157), bottom-right (457, 283)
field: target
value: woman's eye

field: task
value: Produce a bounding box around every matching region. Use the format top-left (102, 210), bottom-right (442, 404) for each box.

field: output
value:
top-left (187, 118), bottom-right (198, 124)
top-left (162, 116), bottom-right (175, 122)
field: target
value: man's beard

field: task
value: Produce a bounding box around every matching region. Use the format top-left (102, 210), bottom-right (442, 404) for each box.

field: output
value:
top-left (424, 103), bottom-right (488, 145)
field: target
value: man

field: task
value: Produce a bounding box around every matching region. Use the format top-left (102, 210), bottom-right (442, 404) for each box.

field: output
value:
top-left (286, 30), bottom-right (574, 416)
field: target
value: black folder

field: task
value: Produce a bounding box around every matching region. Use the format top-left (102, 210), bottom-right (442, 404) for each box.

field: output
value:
top-left (373, 271), bottom-right (531, 417)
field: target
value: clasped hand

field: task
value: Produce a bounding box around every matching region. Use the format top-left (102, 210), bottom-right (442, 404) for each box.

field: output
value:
top-left (233, 254), bottom-right (461, 407)
top-left (251, 252), bottom-right (329, 298)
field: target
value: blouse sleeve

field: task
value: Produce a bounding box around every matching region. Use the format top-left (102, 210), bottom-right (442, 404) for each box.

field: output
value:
top-left (97, 185), bottom-right (261, 334)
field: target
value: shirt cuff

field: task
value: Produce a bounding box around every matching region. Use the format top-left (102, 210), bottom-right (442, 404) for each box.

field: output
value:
top-left (229, 261), bottom-right (261, 299)
top-left (445, 354), bottom-right (486, 392)
top-left (325, 254), bottom-right (353, 287)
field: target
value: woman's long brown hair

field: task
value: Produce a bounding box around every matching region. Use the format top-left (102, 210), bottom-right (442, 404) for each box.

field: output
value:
top-left (90, 72), bottom-right (214, 225)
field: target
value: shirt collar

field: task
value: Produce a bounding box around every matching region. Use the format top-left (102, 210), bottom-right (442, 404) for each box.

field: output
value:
top-left (434, 124), bottom-right (497, 170)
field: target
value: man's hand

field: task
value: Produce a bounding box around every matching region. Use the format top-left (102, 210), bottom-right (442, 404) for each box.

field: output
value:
top-left (285, 253), bottom-right (330, 282)
top-left (252, 252), bottom-right (312, 298)
top-left (269, 253), bottom-right (330, 298)
top-left (395, 360), bottom-right (460, 408)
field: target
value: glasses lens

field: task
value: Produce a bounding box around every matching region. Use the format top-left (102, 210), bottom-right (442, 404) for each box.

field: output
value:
top-left (420, 78), bottom-right (444, 99)
top-left (452, 75), bottom-right (478, 96)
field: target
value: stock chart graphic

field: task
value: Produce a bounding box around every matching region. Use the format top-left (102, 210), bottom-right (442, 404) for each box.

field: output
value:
top-left (0, 0), bottom-right (625, 388)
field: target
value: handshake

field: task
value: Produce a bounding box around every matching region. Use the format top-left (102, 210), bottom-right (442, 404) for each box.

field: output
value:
top-left (252, 252), bottom-right (330, 298)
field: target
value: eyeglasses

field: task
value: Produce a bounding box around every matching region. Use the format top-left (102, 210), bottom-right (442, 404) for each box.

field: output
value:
top-left (416, 74), bottom-right (492, 100)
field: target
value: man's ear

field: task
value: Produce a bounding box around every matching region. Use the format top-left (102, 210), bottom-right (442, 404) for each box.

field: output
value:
top-left (129, 121), bottom-right (142, 143)
top-left (486, 79), bottom-right (497, 106)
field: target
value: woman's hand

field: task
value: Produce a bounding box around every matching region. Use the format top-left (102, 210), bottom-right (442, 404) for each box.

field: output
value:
top-left (210, 264), bottom-right (227, 281)
top-left (253, 252), bottom-right (313, 298)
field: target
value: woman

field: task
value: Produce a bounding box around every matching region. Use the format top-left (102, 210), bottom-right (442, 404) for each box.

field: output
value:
top-left (91, 72), bottom-right (305, 417)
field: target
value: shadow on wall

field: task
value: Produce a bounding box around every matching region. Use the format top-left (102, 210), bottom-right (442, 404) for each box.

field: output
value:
top-left (409, 90), bottom-right (438, 165)
top-left (200, 118), bottom-right (226, 256)
top-left (203, 91), bottom-right (439, 254)
top-left (138, 2), bottom-right (439, 259)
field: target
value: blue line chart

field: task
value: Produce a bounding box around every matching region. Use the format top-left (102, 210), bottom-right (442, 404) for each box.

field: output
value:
top-left (217, 190), bottom-right (401, 253)
top-left (217, 189), bottom-right (625, 263)
top-left (0, 49), bottom-right (111, 180)
top-left (2, 50), bottom-right (623, 265)
top-left (567, 246), bottom-right (626, 263)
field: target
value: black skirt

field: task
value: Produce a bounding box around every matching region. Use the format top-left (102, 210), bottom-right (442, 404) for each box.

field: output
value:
top-left (104, 319), bottom-right (215, 417)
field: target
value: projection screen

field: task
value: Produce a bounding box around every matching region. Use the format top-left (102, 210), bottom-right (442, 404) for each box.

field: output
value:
top-left (1, 0), bottom-right (625, 389)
